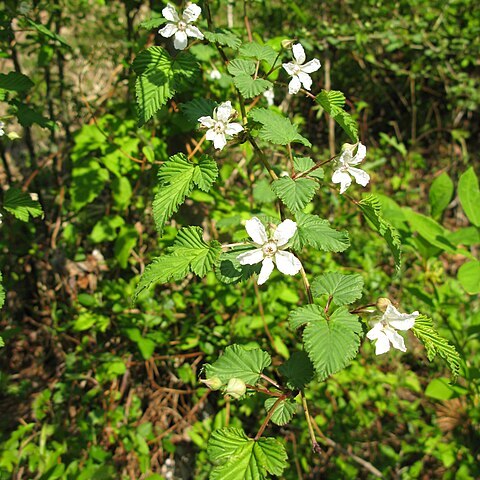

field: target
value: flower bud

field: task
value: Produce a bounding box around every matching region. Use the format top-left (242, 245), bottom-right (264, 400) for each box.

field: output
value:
top-left (225, 377), bottom-right (246, 399)
top-left (201, 376), bottom-right (223, 391)
top-left (281, 39), bottom-right (296, 49)
top-left (376, 297), bottom-right (391, 312)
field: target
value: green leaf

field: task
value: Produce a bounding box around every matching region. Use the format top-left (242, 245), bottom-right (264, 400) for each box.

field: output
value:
top-left (215, 248), bottom-right (261, 284)
top-left (71, 159), bottom-right (110, 211)
top-left (181, 98), bottom-right (217, 124)
top-left (0, 72), bottom-right (34, 92)
top-left (208, 428), bottom-right (287, 480)
top-left (114, 225), bottom-right (138, 268)
top-left (358, 195), bottom-right (402, 271)
top-left (233, 75), bottom-right (273, 99)
top-left (316, 90), bottom-right (358, 142)
top-left (289, 306), bottom-right (362, 381)
top-left (134, 227), bottom-right (221, 300)
top-left (26, 18), bottom-right (70, 47)
top-left (3, 188), bottom-right (43, 222)
top-left (253, 179), bottom-right (276, 204)
top-left (457, 260), bottom-right (480, 295)
top-left (412, 316), bottom-right (461, 380)
top-left (239, 42), bottom-right (277, 65)
top-left (425, 378), bottom-right (455, 401)
top-left (294, 157), bottom-right (324, 179)
top-left (458, 167), bottom-right (480, 226)
top-left (311, 272), bottom-right (364, 306)
top-left (133, 47), bottom-right (198, 126)
top-left (153, 153), bottom-right (218, 233)
top-left (204, 344), bottom-right (271, 385)
top-left (264, 397), bottom-right (297, 426)
top-left (204, 29), bottom-right (242, 49)
top-left (139, 15), bottom-right (167, 30)
top-left (14, 102), bottom-right (55, 129)
top-left (429, 172), bottom-right (454, 219)
top-left (227, 59), bottom-right (256, 76)
top-left (271, 176), bottom-right (318, 212)
top-left (291, 212), bottom-right (350, 252)
top-left (0, 272), bottom-right (5, 309)
top-left (279, 351), bottom-right (314, 390)
top-left (249, 108), bottom-right (311, 147)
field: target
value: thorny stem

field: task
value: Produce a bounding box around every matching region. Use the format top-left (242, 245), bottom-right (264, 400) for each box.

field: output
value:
top-left (261, 372), bottom-right (283, 390)
top-left (221, 242), bottom-right (250, 249)
top-left (246, 384), bottom-right (283, 397)
top-left (294, 154), bottom-right (338, 179)
top-left (255, 395), bottom-right (285, 441)
top-left (248, 134), bottom-right (279, 181)
top-left (300, 266), bottom-right (314, 304)
top-left (301, 392), bottom-right (322, 454)
top-left (286, 143), bottom-right (294, 176)
top-left (350, 303), bottom-right (376, 314)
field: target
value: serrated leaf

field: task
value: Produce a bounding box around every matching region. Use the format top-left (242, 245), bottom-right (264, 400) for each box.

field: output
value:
top-left (239, 42), bottom-right (277, 65)
top-left (192, 155), bottom-right (219, 191)
top-left (311, 272), bottom-right (364, 306)
top-left (271, 176), bottom-right (318, 212)
top-left (249, 108), bottom-right (311, 147)
top-left (227, 59), bottom-right (256, 76)
top-left (359, 195), bottom-right (401, 271)
top-left (233, 75), bottom-right (272, 99)
top-left (204, 344), bottom-right (271, 385)
top-left (458, 167), bottom-right (480, 227)
top-left (0, 72), bottom-right (34, 92)
top-left (264, 397), bottom-right (297, 426)
top-left (181, 98), bottom-right (217, 124)
top-left (139, 15), bottom-right (167, 30)
top-left (316, 90), bottom-right (358, 142)
top-left (134, 227), bottom-right (221, 300)
top-left (279, 351), bottom-right (314, 390)
top-left (429, 172), bottom-right (454, 219)
top-left (3, 188), bottom-right (43, 222)
top-left (14, 101), bottom-right (55, 129)
top-left (289, 306), bottom-right (362, 381)
top-left (204, 29), bottom-right (242, 49)
top-left (135, 70), bottom-right (173, 125)
top-left (293, 157), bottom-right (324, 179)
top-left (412, 316), bottom-right (461, 380)
top-left (253, 178), bottom-right (276, 204)
top-left (291, 212), bottom-right (350, 252)
top-left (0, 272), bottom-right (5, 309)
top-left (208, 428), bottom-right (287, 480)
top-left (215, 248), bottom-right (261, 284)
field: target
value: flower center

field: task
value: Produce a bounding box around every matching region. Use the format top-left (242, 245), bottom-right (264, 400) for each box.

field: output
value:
top-left (213, 121), bottom-right (226, 134)
top-left (292, 64), bottom-right (302, 75)
top-left (177, 21), bottom-right (187, 30)
top-left (262, 241), bottom-right (278, 257)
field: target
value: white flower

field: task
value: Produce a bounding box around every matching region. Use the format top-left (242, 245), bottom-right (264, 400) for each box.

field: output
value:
top-left (0, 121), bottom-right (5, 137)
top-left (237, 217), bottom-right (302, 285)
top-left (209, 69), bottom-right (221, 80)
top-left (263, 88), bottom-right (275, 106)
top-left (332, 142), bottom-right (370, 194)
top-left (282, 43), bottom-right (321, 94)
top-left (158, 3), bottom-right (204, 50)
top-left (366, 303), bottom-right (419, 355)
top-left (198, 101), bottom-right (243, 150)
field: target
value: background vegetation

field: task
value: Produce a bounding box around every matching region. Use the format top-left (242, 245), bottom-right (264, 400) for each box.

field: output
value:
top-left (0, 0), bottom-right (478, 478)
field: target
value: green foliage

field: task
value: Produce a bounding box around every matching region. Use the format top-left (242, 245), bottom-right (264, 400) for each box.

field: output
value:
top-left (133, 47), bottom-right (198, 126)
top-left (181, 98), bottom-right (217, 124)
top-left (271, 176), bottom-right (318, 212)
top-left (207, 428), bottom-right (288, 479)
top-left (215, 248), bottom-right (261, 284)
top-left (458, 167), bottom-right (480, 227)
top-left (153, 153), bottom-right (218, 233)
top-left (315, 90), bottom-right (358, 142)
top-left (457, 261), bottom-right (480, 295)
top-left (278, 351), bottom-right (315, 390)
top-left (311, 272), bottom-right (364, 306)
top-left (289, 306), bottom-right (363, 381)
top-left (0, 271), bottom-right (4, 310)
top-left (429, 172), bottom-right (454, 219)
top-left (204, 29), bottom-right (242, 49)
top-left (0, 72), bottom-right (34, 92)
top-left (134, 227), bottom-right (221, 300)
top-left (3, 188), bottom-right (43, 222)
top-left (412, 316), bottom-right (461, 380)
top-left (291, 212), bottom-right (350, 252)
top-left (233, 75), bottom-right (272, 99)
top-left (239, 42), bottom-right (277, 65)
top-left (358, 194), bottom-right (402, 271)
top-left (264, 397), bottom-right (297, 426)
top-left (204, 344), bottom-right (271, 385)
top-left (249, 108), bottom-right (311, 147)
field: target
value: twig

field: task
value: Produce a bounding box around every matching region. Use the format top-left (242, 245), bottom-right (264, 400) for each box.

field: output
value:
top-left (301, 392), bottom-right (322, 454)
top-left (300, 266), bottom-right (314, 304)
top-left (254, 395), bottom-right (285, 440)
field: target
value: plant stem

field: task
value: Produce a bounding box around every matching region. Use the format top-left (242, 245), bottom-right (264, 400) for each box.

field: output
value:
top-left (294, 154), bottom-right (338, 179)
top-left (300, 266), bottom-right (314, 304)
top-left (301, 392), bottom-right (322, 454)
top-left (254, 395), bottom-right (285, 441)
top-left (248, 134), bottom-right (278, 181)
top-left (260, 373), bottom-right (283, 390)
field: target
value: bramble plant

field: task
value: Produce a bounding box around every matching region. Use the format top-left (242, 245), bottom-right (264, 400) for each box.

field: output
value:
top-left (131, 2), bottom-right (463, 477)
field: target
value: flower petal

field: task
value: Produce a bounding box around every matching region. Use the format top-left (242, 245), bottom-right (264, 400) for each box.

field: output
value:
top-left (237, 248), bottom-right (264, 265)
top-left (292, 43), bottom-right (306, 64)
top-left (215, 101), bottom-right (232, 122)
top-left (159, 23), bottom-right (178, 38)
top-left (347, 166), bottom-right (370, 187)
top-left (212, 132), bottom-right (227, 150)
top-left (385, 304), bottom-right (419, 330)
top-left (173, 30), bottom-right (188, 50)
top-left (282, 62), bottom-right (297, 76)
top-left (366, 321), bottom-right (383, 340)
top-left (245, 217), bottom-right (268, 245)
top-left (297, 71), bottom-right (313, 91)
top-left (186, 25), bottom-right (204, 39)
top-left (301, 58), bottom-right (321, 73)
top-left (273, 219), bottom-right (297, 246)
top-left (373, 331), bottom-right (391, 355)
top-left (384, 327), bottom-right (407, 352)
top-left (198, 116), bottom-right (215, 128)
top-left (182, 3), bottom-right (202, 23)
top-left (288, 75), bottom-right (302, 95)
top-left (332, 169), bottom-right (352, 194)
top-left (258, 257), bottom-right (275, 285)
top-left (349, 142), bottom-right (367, 165)
top-left (162, 4), bottom-right (179, 22)
top-left (205, 129), bottom-right (217, 141)
top-left (274, 251), bottom-right (302, 275)
top-left (225, 123), bottom-right (243, 136)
